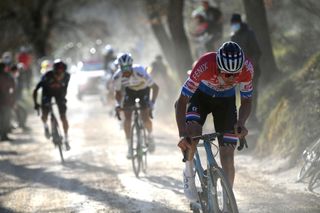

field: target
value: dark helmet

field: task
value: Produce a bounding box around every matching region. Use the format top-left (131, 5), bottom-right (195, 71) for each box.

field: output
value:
top-left (216, 41), bottom-right (244, 73)
top-left (53, 59), bottom-right (67, 72)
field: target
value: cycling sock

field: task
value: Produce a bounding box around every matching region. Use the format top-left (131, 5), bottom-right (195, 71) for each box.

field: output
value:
top-left (184, 160), bottom-right (195, 177)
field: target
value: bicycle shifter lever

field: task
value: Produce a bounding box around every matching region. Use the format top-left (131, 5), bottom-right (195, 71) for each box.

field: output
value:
top-left (237, 127), bottom-right (248, 151)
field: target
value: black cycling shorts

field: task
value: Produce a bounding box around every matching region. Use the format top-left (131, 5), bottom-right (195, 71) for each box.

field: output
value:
top-left (186, 89), bottom-right (237, 146)
top-left (123, 87), bottom-right (150, 109)
top-left (41, 95), bottom-right (67, 117)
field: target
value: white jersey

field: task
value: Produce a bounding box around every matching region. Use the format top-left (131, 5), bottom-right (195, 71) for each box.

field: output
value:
top-left (112, 64), bottom-right (154, 91)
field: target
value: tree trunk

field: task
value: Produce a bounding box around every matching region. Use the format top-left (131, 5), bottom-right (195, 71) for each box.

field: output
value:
top-left (144, 1), bottom-right (176, 72)
top-left (242, 0), bottom-right (278, 82)
top-left (167, 0), bottom-right (193, 80)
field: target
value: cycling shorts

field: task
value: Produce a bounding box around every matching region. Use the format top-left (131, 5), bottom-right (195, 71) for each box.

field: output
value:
top-left (123, 87), bottom-right (150, 109)
top-left (41, 95), bottom-right (67, 117)
top-left (186, 89), bottom-right (237, 146)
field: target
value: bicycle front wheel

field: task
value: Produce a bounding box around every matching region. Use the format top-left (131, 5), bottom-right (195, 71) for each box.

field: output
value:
top-left (297, 160), bottom-right (313, 182)
top-left (308, 169), bottom-right (320, 191)
top-left (131, 123), bottom-right (142, 177)
top-left (208, 166), bottom-right (238, 213)
top-left (140, 127), bottom-right (148, 174)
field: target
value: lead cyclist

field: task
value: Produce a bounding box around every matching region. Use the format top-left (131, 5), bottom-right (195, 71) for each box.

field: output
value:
top-left (175, 41), bottom-right (253, 201)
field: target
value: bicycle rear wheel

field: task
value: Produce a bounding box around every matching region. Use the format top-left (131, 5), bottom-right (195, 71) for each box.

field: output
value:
top-left (131, 123), bottom-right (142, 177)
top-left (208, 166), bottom-right (238, 213)
top-left (52, 131), bottom-right (64, 163)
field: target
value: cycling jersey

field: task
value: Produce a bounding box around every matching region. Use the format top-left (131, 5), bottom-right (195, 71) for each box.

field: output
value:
top-left (35, 71), bottom-right (70, 97)
top-left (181, 52), bottom-right (254, 98)
top-left (113, 64), bottom-right (154, 91)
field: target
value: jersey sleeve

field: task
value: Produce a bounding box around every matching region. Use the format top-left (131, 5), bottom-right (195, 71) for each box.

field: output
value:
top-left (239, 60), bottom-right (254, 98)
top-left (112, 70), bottom-right (122, 91)
top-left (144, 68), bottom-right (154, 87)
top-left (181, 55), bottom-right (210, 97)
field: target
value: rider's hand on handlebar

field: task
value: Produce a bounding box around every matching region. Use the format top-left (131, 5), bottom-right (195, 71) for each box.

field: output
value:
top-left (178, 136), bottom-right (192, 152)
top-left (234, 121), bottom-right (248, 139)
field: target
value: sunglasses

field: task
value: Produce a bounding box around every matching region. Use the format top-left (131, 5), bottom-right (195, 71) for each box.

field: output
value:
top-left (121, 65), bottom-right (132, 72)
top-left (221, 72), bottom-right (239, 78)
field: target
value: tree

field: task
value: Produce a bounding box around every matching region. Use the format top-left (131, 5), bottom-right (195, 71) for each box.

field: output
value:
top-left (242, 0), bottom-right (278, 82)
top-left (144, 0), bottom-right (193, 81)
top-left (0, 0), bottom-right (105, 58)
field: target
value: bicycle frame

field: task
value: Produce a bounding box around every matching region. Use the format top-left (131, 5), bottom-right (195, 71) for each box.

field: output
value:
top-left (188, 133), bottom-right (240, 213)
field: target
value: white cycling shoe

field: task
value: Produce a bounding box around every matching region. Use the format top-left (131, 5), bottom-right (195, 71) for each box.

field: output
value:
top-left (183, 171), bottom-right (198, 202)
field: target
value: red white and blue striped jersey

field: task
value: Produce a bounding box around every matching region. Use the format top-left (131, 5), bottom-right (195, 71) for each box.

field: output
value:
top-left (181, 52), bottom-right (254, 98)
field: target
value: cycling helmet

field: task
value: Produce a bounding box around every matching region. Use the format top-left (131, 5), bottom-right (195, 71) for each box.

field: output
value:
top-left (216, 41), bottom-right (244, 73)
top-left (53, 59), bottom-right (67, 71)
top-left (117, 53), bottom-right (133, 71)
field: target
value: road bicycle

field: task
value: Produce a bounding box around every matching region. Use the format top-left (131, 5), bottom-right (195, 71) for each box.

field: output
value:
top-left (38, 103), bottom-right (67, 163)
top-left (297, 137), bottom-right (320, 191)
top-left (116, 99), bottom-right (149, 177)
top-left (182, 132), bottom-right (247, 213)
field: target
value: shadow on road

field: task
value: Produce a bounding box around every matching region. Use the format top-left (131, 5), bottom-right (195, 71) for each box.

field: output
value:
top-left (0, 160), bottom-right (185, 212)
top-left (62, 160), bottom-right (125, 175)
top-left (0, 151), bottom-right (18, 156)
top-left (141, 175), bottom-right (184, 196)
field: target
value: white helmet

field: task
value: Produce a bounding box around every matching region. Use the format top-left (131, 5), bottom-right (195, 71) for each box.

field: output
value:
top-left (216, 41), bottom-right (244, 73)
top-left (117, 53), bottom-right (133, 71)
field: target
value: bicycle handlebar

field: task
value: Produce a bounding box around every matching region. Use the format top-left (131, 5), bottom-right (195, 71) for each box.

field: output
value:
top-left (182, 131), bottom-right (248, 162)
top-left (115, 106), bottom-right (153, 121)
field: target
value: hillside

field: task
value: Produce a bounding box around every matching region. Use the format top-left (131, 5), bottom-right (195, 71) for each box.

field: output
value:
top-left (255, 52), bottom-right (320, 166)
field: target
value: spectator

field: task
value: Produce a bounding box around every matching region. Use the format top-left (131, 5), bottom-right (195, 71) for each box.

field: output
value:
top-left (0, 62), bottom-right (15, 141)
top-left (230, 13), bottom-right (262, 125)
top-left (17, 46), bottom-right (33, 90)
top-left (191, 9), bottom-right (210, 57)
top-left (150, 55), bottom-right (168, 79)
top-left (201, 1), bottom-right (223, 51)
top-left (9, 65), bottom-right (28, 131)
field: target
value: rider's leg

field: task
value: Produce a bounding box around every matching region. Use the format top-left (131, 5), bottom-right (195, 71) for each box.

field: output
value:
top-left (141, 108), bottom-right (152, 134)
top-left (213, 96), bottom-right (237, 187)
top-left (124, 110), bottom-right (133, 158)
top-left (219, 146), bottom-right (235, 187)
top-left (57, 98), bottom-right (69, 141)
top-left (124, 110), bottom-right (133, 141)
top-left (41, 106), bottom-right (50, 139)
top-left (60, 114), bottom-right (69, 139)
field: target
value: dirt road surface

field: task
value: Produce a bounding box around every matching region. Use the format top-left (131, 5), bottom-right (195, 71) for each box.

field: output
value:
top-left (0, 83), bottom-right (319, 213)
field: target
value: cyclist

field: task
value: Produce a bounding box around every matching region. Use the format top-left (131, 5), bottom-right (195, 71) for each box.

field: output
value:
top-left (33, 59), bottom-right (71, 150)
top-left (175, 41), bottom-right (253, 201)
top-left (113, 53), bottom-right (159, 158)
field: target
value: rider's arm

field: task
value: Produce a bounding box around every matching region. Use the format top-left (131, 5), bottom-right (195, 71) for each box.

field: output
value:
top-left (150, 82), bottom-right (159, 103)
top-left (175, 94), bottom-right (190, 137)
top-left (33, 81), bottom-right (42, 105)
top-left (63, 73), bottom-right (71, 97)
top-left (238, 97), bottom-right (252, 126)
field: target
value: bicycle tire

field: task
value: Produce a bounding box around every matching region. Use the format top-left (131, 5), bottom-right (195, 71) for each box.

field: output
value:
top-left (297, 160), bottom-right (314, 182)
top-left (51, 118), bottom-right (64, 163)
top-left (140, 127), bottom-right (148, 174)
top-left (308, 169), bottom-right (320, 191)
top-left (131, 123), bottom-right (141, 177)
top-left (208, 166), bottom-right (239, 213)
